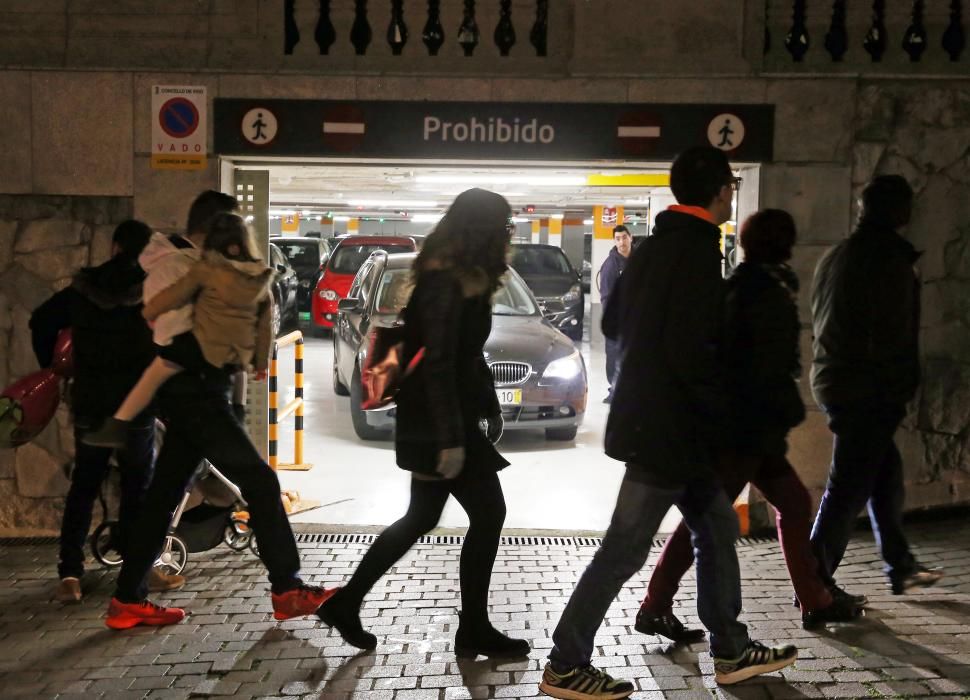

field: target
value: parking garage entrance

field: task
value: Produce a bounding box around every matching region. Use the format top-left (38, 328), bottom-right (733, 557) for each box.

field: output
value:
top-left (214, 99), bottom-right (772, 533)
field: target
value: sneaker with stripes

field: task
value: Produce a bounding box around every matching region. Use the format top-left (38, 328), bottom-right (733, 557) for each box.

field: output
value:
top-left (714, 640), bottom-right (798, 685)
top-left (538, 662), bottom-right (634, 700)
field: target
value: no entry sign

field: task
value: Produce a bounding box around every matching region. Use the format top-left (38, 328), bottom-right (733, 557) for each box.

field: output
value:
top-left (152, 85), bottom-right (207, 170)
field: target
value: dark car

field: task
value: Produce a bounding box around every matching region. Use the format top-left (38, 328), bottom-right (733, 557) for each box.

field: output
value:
top-left (268, 242), bottom-right (299, 337)
top-left (333, 252), bottom-right (587, 441)
top-left (273, 236), bottom-right (331, 313)
top-left (510, 244), bottom-right (584, 341)
top-left (311, 235), bottom-right (422, 335)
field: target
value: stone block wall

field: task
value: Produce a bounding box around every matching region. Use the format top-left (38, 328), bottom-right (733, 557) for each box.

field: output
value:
top-left (0, 195), bottom-right (132, 535)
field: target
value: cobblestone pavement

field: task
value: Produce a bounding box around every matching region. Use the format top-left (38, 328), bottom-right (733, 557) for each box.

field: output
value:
top-left (2, 519), bottom-right (969, 700)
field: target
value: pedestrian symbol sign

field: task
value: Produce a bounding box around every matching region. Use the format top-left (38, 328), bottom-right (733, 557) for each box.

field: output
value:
top-left (152, 85), bottom-right (207, 170)
top-left (242, 107), bottom-right (278, 146)
top-left (707, 113), bottom-right (745, 152)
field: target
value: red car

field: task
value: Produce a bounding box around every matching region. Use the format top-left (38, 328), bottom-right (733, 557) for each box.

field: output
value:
top-left (311, 235), bottom-right (422, 333)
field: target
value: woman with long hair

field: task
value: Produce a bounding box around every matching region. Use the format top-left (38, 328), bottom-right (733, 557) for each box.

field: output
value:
top-left (317, 188), bottom-right (530, 659)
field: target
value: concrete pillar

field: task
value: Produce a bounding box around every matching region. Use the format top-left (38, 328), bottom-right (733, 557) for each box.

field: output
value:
top-left (530, 219), bottom-right (540, 243)
top-left (538, 217), bottom-right (550, 244)
top-left (548, 216), bottom-right (563, 248)
top-left (561, 218), bottom-right (584, 271)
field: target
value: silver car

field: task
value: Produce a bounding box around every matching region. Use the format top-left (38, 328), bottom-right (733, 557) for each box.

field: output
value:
top-left (333, 252), bottom-right (588, 441)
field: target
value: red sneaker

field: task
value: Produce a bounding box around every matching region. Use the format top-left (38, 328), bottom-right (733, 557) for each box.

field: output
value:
top-left (272, 584), bottom-right (336, 621)
top-left (105, 597), bottom-right (186, 630)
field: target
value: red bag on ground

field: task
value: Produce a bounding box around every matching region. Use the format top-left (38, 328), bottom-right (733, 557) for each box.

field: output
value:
top-left (0, 329), bottom-right (72, 449)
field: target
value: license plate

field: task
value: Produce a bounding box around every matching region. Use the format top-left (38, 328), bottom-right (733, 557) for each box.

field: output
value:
top-left (496, 388), bottom-right (522, 406)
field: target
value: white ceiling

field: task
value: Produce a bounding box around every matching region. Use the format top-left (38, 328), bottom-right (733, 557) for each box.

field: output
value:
top-left (236, 163), bottom-right (671, 219)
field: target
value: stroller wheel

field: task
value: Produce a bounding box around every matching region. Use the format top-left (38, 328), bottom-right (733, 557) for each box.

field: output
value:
top-left (91, 521), bottom-right (124, 567)
top-left (155, 535), bottom-right (189, 575)
top-left (250, 536), bottom-right (260, 558)
top-left (224, 519), bottom-right (252, 551)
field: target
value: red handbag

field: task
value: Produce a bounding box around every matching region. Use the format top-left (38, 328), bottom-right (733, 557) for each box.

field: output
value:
top-left (360, 325), bottom-right (424, 410)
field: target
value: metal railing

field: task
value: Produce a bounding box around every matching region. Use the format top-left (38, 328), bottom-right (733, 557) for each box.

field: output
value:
top-left (268, 330), bottom-right (311, 471)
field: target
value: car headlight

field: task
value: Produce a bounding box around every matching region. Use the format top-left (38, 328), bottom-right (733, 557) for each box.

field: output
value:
top-left (562, 284), bottom-right (582, 304)
top-left (541, 349), bottom-right (583, 382)
top-left (319, 289), bottom-right (338, 301)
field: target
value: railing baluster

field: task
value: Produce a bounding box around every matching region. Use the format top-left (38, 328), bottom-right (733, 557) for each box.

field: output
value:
top-left (824, 0), bottom-right (848, 61)
top-left (942, 0), bottom-right (965, 61)
top-left (864, 0), bottom-right (887, 62)
top-left (315, 0), bottom-right (336, 54)
top-left (387, 0), bottom-right (408, 55)
top-left (530, 0), bottom-right (549, 57)
top-left (495, 0), bottom-right (516, 56)
top-left (423, 0), bottom-right (445, 55)
top-left (284, 0), bottom-right (300, 54)
top-left (785, 0), bottom-right (810, 61)
top-left (902, 0), bottom-right (927, 62)
top-left (458, 0), bottom-right (480, 56)
top-left (351, 0), bottom-right (372, 55)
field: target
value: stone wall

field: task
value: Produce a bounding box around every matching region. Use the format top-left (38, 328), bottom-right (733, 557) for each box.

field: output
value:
top-left (0, 195), bottom-right (132, 535)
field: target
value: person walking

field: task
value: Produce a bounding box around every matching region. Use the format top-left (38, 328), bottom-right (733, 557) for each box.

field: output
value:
top-left (539, 148), bottom-right (798, 699)
top-left (598, 224), bottom-right (632, 403)
top-left (317, 188), bottom-right (529, 660)
top-left (103, 192), bottom-right (331, 630)
top-left (633, 209), bottom-right (864, 640)
top-left (809, 175), bottom-right (943, 595)
top-left (82, 212), bottom-right (274, 448)
top-left (29, 220), bottom-right (185, 602)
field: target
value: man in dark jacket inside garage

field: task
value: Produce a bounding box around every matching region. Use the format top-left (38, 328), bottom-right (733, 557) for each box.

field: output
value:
top-left (30, 219), bottom-right (185, 603)
top-left (809, 174), bottom-right (943, 596)
top-left (598, 224), bottom-right (631, 402)
top-left (539, 148), bottom-right (797, 700)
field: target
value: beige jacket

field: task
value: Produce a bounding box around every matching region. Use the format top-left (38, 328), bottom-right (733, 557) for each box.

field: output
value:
top-left (144, 250), bottom-right (275, 371)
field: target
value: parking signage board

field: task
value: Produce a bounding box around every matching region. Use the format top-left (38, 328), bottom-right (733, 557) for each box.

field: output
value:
top-left (152, 85), bottom-right (207, 170)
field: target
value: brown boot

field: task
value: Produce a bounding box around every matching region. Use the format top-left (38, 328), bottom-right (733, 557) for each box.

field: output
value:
top-left (55, 577), bottom-right (82, 603)
top-left (147, 567), bottom-right (186, 593)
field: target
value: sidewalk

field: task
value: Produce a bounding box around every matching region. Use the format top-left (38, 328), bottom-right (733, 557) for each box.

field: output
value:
top-left (1, 518), bottom-right (968, 699)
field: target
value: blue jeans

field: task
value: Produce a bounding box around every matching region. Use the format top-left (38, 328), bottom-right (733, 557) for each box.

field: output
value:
top-left (810, 403), bottom-right (917, 584)
top-left (59, 417), bottom-right (155, 580)
top-left (549, 468), bottom-right (750, 664)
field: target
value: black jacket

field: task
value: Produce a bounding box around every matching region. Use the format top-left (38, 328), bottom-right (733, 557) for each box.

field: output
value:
top-left (724, 262), bottom-right (806, 457)
top-left (810, 222), bottom-right (921, 409)
top-left (394, 269), bottom-right (507, 475)
top-left (29, 256), bottom-right (155, 427)
top-left (598, 246), bottom-right (628, 308)
top-left (602, 210), bottom-right (728, 485)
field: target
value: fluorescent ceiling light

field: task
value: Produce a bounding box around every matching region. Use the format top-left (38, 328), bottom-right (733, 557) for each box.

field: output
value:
top-left (269, 209), bottom-right (296, 217)
top-left (511, 217), bottom-right (530, 223)
top-left (411, 213), bottom-right (444, 223)
top-left (550, 214), bottom-right (564, 219)
top-left (301, 210), bottom-right (312, 216)
top-left (415, 174), bottom-right (586, 187)
top-left (347, 199), bottom-right (438, 208)
top-left (583, 218), bottom-right (594, 225)
top-left (333, 215), bottom-right (351, 222)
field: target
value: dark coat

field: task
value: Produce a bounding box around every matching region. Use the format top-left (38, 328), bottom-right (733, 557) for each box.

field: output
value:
top-left (602, 210), bottom-right (729, 486)
top-left (29, 256), bottom-right (155, 427)
top-left (394, 268), bottom-right (508, 476)
top-left (810, 222), bottom-right (921, 410)
top-left (723, 262), bottom-right (806, 457)
top-left (598, 246), bottom-right (628, 308)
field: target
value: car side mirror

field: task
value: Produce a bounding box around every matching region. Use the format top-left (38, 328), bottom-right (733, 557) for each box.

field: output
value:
top-left (338, 297), bottom-right (362, 313)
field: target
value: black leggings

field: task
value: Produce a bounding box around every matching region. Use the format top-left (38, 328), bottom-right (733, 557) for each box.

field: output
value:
top-left (342, 468), bottom-right (507, 629)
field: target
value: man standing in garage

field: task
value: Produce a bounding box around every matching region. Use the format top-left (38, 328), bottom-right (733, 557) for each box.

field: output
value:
top-left (598, 224), bottom-right (632, 403)
top-left (539, 147), bottom-right (797, 698)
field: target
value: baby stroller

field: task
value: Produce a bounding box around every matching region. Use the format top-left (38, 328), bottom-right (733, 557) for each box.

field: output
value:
top-left (91, 450), bottom-right (258, 575)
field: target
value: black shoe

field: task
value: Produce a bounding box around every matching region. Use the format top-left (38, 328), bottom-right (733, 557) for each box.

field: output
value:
top-left (793, 584), bottom-right (867, 610)
top-left (890, 566), bottom-right (944, 595)
top-left (634, 609), bottom-right (705, 643)
top-left (81, 417), bottom-right (130, 448)
top-left (714, 641), bottom-right (798, 685)
top-left (455, 622), bottom-right (530, 659)
top-left (539, 662), bottom-right (634, 700)
top-left (316, 588), bottom-right (376, 650)
top-left (802, 595), bottom-right (864, 630)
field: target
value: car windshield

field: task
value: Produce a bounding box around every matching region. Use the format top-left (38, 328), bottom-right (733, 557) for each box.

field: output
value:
top-left (510, 246), bottom-right (574, 276)
top-left (374, 269), bottom-right (538, 317)
top-left (329, 244), bottom-right (412, 275)
top-left (276, 242), bottom-right (319, 267)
